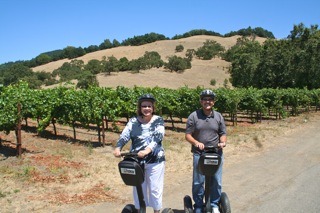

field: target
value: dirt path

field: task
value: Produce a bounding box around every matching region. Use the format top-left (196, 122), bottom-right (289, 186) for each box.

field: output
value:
top-left (227, 120), bottom-right (320, 213)
top-left (46, 112), bottom-right (320, 213)
top-left (156, 112), bottom-right (320, 213)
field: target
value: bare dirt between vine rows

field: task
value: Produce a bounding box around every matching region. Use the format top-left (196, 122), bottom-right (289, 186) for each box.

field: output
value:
top-left (1, 111), bottom-right (320, 213)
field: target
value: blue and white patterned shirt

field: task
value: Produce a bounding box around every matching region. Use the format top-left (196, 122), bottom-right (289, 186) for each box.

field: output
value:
top-left (116, 115), bottom-right (165, 164)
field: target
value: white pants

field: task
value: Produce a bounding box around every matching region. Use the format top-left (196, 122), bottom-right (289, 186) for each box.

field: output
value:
top-left (133, 161), bottom-right (165, 210)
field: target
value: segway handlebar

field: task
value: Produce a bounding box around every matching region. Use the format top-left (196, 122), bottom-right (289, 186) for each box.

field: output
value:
top-left (120, 152), bottom-right (138, 157)
top-left (204, 145), bottom-right (219, 153)
top-left (120, 152), bottom-right (147, 161)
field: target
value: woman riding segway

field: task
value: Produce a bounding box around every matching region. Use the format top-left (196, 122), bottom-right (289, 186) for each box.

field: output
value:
top-left (114, 94), bottom-right (172, 213)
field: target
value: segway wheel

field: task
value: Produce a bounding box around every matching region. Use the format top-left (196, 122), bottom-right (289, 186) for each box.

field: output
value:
top-left (219, 192), bottom-right (231, 213)
top-left (121, 204), bottom-right (138, 213)
top-left (183, 195), bottom-right (193, 213)
top-left (161, 208), bottom-right (174, 213)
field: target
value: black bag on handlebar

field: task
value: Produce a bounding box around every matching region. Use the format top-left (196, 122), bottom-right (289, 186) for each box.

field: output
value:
top-left (198, 152), bottom-right (221, 176)
top-left (118, 157), bottom-right (145, 186)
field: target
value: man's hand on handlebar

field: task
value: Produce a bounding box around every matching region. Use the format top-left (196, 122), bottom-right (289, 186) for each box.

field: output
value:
top-left (197, 142), bottom-right (226, 150)
top-left (196, 142), bottom-right (205, 150)
top-left (218, 142), bottom-right (226, 149)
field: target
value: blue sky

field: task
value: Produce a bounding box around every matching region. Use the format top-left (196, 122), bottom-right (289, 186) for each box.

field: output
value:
top-left (1, 0), bottom-right (319, 64)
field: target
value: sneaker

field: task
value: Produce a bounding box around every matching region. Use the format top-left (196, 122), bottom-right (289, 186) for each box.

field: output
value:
top-left (212, 207), bottom-right (220, 213)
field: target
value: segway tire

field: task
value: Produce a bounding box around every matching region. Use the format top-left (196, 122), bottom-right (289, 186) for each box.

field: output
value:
top-left (121, 204), bottom-right (138, 213)
top-left (161, 208), bottom-right (174, 213)
top-left (219, 192), bottom-right (231, 213)
top-left (183, 195), bottom-right (193, 213)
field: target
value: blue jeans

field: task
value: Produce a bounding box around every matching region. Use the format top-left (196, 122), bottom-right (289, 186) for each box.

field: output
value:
top-left (192, 151), bottom-right (223, 209)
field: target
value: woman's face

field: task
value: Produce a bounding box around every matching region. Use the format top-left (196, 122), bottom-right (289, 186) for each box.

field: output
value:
top-left (140, 101), bottom-right (154, 117)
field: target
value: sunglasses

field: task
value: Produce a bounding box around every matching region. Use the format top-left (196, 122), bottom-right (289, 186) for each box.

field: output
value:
top-left (202, 98), bottom-right (214, 102)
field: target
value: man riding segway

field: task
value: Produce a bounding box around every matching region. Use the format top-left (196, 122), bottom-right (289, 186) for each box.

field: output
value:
top-left (185, 89), bottom-right (229, 213)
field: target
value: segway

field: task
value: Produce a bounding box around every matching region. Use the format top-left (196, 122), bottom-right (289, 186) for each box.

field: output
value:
top-left (118, 152), bottom-right (174, 213)
top-left (184, 146), bottom-right (231, 213)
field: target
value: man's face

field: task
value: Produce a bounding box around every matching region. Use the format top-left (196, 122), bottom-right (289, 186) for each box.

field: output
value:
top-left (200, 97), bottom-right (214, 110)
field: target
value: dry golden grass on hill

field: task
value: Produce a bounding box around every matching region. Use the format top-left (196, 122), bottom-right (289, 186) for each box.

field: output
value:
top-left (33, 35), bottom-right (267, 89)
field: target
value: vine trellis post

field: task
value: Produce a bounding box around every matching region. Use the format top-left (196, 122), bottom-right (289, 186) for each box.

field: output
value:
top-left (16, 102), bottom-right (22, 157)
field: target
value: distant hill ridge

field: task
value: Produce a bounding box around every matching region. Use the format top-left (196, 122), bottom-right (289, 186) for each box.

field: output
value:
top-left (35, 35), bottom-right (267, 89)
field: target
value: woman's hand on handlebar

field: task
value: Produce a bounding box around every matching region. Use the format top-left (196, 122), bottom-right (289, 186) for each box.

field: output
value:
top-left (137, 150), bottom-right (147, 158)
top-left (137, 148), bottom-right (151, 158)
top-left (113, 148), bottom-right (121, 157)
top-left (114, 147), bottom-right (151, 158)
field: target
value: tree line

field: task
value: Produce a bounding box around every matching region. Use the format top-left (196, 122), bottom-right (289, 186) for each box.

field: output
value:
top-left (224, 23), bottom-right (320, 89)
top-left (1, 27), bottom-right (274, 67)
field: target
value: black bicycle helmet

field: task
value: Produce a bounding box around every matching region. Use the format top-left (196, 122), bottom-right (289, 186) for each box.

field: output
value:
top-left (138, 94), bottom-right (156, 103)
top-left (200, 89), bottom-right (216, 99)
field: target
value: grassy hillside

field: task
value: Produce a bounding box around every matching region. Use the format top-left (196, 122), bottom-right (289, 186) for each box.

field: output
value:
top-left (33, 35), bottom-right (266, 89)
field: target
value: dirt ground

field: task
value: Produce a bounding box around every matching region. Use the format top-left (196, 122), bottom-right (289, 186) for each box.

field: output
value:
top-left (1, 111), bottom-right (319, 213)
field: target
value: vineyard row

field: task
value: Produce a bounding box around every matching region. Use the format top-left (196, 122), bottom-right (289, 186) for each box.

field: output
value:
top-left (1, 82), bottom-right (320, 143)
